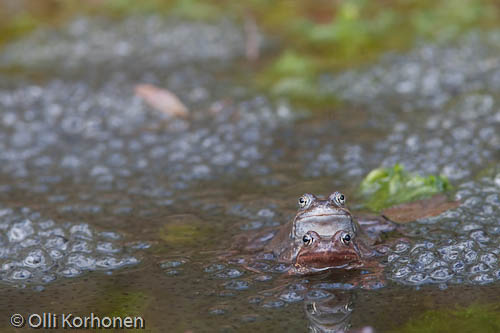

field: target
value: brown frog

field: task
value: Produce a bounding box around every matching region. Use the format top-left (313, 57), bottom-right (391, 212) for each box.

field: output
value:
top-left (291, 230), bottom-right (364, 275)
top-left (230, 192), bottom-right (397, 276)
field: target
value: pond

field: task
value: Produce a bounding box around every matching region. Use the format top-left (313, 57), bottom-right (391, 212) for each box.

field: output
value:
top-left (0, 13), bottom-right (499, 332)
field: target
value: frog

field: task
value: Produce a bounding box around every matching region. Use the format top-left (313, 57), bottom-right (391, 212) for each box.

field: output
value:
top-left (290, 229), bottom-right (364, 275)
top-left (228, 192), bottom-right (398, 276)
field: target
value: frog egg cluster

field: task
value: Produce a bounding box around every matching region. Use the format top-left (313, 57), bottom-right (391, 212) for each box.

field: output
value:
top-left (387, 173), bottom-right (500, 286)
top-left (0, 15), bottom-right (296, 289)
top-left (226, 203), bottom-right (283, 231)
top-left (0, 77), bottom-right (287, 194)
top-left (0, 13), bottom-right (293, 193)
top-left (0, 207), bottom-right (140, 287)
top-left (321, 31), bottom-right (500, 109)
top-left (0, 16), bottom-right (245, 71)
top-left (377, 92), bottom-right (499, 181)
top-left (204, 261), bottom-right (347, 309)
top-left (301, 142), bottom-right (368, 178)
top-left (0, 15), bottom-right (297, 289)
top-left (307, 32), bottom-right (500, 180)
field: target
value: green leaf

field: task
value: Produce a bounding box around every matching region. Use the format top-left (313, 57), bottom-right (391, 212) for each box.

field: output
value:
top-left (358, 164), bottom-right (451, 212)
top-left (270, 50), bottom-right (317, 77)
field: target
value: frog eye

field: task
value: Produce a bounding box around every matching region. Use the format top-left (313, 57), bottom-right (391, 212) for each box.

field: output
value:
top-left (341, 233), bottom-right (351, 245)
top-left (302, 232), bottom-right (315, 246)
top-left (330, 192), bottom-right (346, 206)
top-left (298, 194), bottom-right (313, 209)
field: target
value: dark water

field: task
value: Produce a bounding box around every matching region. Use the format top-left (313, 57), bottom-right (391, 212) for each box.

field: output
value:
top-left (0, 15), bottom-right (499, 332)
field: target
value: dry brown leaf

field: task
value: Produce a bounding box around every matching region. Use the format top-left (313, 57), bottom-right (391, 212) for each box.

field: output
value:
top-left (135, 84), bottom-right (189, 118)
top-left (382, 195), bottom-right (461, 223)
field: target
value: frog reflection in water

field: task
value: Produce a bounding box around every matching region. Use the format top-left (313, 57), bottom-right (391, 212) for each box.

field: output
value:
top-left (305, 290), bottom-right (354, 332)
top-left (231, 192), bottom-right (398, 277)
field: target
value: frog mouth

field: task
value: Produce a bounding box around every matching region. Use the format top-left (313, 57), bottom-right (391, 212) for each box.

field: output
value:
top-left (294, 247), bottom-right (361, 271)
top-left (297, 208), bottom-right (351, 220)
top-left (299, 214), bottom-right (349, 220)
top-left (295, 213), bottom-right (352, 224)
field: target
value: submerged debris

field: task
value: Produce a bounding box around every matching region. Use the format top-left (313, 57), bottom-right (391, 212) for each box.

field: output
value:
top-left (382, 195), bottom-right (460, 223)
top-left (135, 84), bottom-right (189, 118)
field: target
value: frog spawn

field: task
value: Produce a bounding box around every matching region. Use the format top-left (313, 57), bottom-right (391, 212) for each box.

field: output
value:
top-left (200, 260), bottom-right (361, 313)
top-left (198, 259), bottom-right (368, 329)
top-left (0, 10), bottom-right (499, 303)
top-left (0, 14), bottom-right (296, 204)
top-left (0, 16), bottom-right (246, 71)
top-left (0, 78), bottom-right (289, 192)
top-left (387, 174), bottom-right (500, 286)
top-left (306, 33), bottom-right (500, 181)
top-left (0, 207), bottom-right (141, 287)
top-left (0, 14), bottom-right (498, 199)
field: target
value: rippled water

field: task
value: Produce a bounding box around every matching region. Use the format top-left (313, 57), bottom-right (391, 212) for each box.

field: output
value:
top-left (0, 15), bottom-right (499, 332)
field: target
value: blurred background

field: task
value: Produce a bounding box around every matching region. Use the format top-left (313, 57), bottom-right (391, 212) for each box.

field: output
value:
top-left (2, 0), bottom-right (500, 105)
top-left (1, 1), bottom-right (500, 332)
